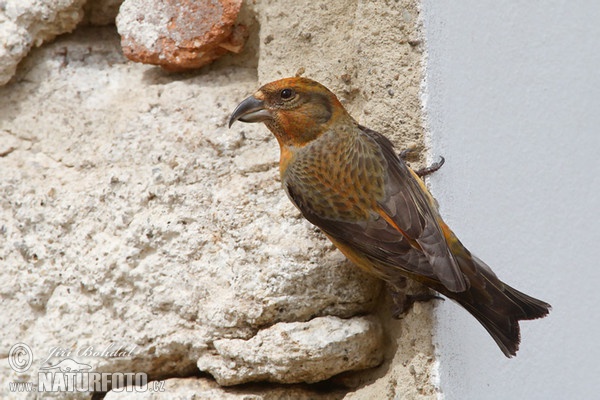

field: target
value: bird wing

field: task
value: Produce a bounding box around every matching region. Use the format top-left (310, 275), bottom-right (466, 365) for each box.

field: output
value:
top-left (284, 125), bottom-right (468, 293)
top-left (362, 125), bottom-right (468, 292)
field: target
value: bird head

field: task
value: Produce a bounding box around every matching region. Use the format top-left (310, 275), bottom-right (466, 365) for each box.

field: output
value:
top-left (229, 77), bottom-right (350, 147)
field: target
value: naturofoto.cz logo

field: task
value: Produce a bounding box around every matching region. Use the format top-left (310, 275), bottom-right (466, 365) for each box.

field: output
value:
top-left (7, 343), bottom-right (165, 394)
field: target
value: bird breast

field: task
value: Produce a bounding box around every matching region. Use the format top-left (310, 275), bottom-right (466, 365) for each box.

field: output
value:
top-left (283, 128), bottom-right (387, 222)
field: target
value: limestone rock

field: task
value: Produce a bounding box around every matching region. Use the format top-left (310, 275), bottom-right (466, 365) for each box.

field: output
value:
top-left (116, 0), bottom-right (248, 71)
top-left (197, 316), bottom-right (384, 386)
top-left (0, 0), bottom-right (436, 398)
top-left (0, 27), bottom-right (381, 399)
top-left (0, 0), bottom-right (86, 85)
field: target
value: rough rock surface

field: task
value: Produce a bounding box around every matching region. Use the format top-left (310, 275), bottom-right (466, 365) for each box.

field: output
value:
top-left (198, 316), bottom-right (384, 385)
top-left (0, 0), bottom-right (437, 399)
top-left (116, 0), bottom-right (248, 71)
top-left (0, 27), bottom-right (379, 399)
top-left (0, 0), bottom-right (86, 85)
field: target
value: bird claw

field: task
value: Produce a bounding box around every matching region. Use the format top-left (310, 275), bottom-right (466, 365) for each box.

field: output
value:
top-left (399, 149), bottom-right (445, 178)
top-left (391, 292), bottom-right (445, 319)
top-left (414, 156), bottom-right (445, 178)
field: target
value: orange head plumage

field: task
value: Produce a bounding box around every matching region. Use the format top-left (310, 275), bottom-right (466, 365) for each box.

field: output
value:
top-left (229, 77), bottom-right (352, 148)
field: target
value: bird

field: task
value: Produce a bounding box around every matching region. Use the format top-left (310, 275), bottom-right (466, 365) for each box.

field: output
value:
top-left (228, 77), bottom-right (550, 357)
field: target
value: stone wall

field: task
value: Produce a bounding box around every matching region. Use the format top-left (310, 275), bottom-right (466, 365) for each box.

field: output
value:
top-left (0, 1), bottom-right (437, 398)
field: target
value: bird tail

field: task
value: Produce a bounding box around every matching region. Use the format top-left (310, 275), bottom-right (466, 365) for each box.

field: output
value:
top-left (441, 255), bottom-right (551, 357)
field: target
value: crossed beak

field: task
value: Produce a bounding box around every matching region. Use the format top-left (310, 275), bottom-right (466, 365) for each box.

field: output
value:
top-left (228, 95), bottom-right (273, 128)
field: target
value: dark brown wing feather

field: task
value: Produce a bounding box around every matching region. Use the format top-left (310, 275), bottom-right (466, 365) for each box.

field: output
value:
top-left (360, 125), bottom-right (468, 292)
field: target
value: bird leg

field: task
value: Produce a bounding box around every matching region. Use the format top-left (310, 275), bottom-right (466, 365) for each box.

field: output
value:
top-left (389, 285), bottom-right (445, 318)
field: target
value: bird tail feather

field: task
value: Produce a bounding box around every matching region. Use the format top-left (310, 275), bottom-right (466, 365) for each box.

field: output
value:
top-left (445, 255), bottom-right (551, 357)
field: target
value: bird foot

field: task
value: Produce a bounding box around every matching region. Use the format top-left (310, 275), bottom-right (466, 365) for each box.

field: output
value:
top-left (391, 292), bottom-right (445, 319)
top-left (398, 149), bottom-right (445, 178)
top-left (414, 156), bottom-right (445, 178)
top-left (399, 147), bottom-right (417, 161)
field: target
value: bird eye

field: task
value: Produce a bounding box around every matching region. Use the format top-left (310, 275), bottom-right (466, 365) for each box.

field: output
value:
top-left (280, 88), bottom-right (295, 100)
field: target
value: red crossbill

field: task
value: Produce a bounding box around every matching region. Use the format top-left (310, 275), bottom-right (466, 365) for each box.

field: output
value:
top-left (229, 77), bottom-right (550, 357)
